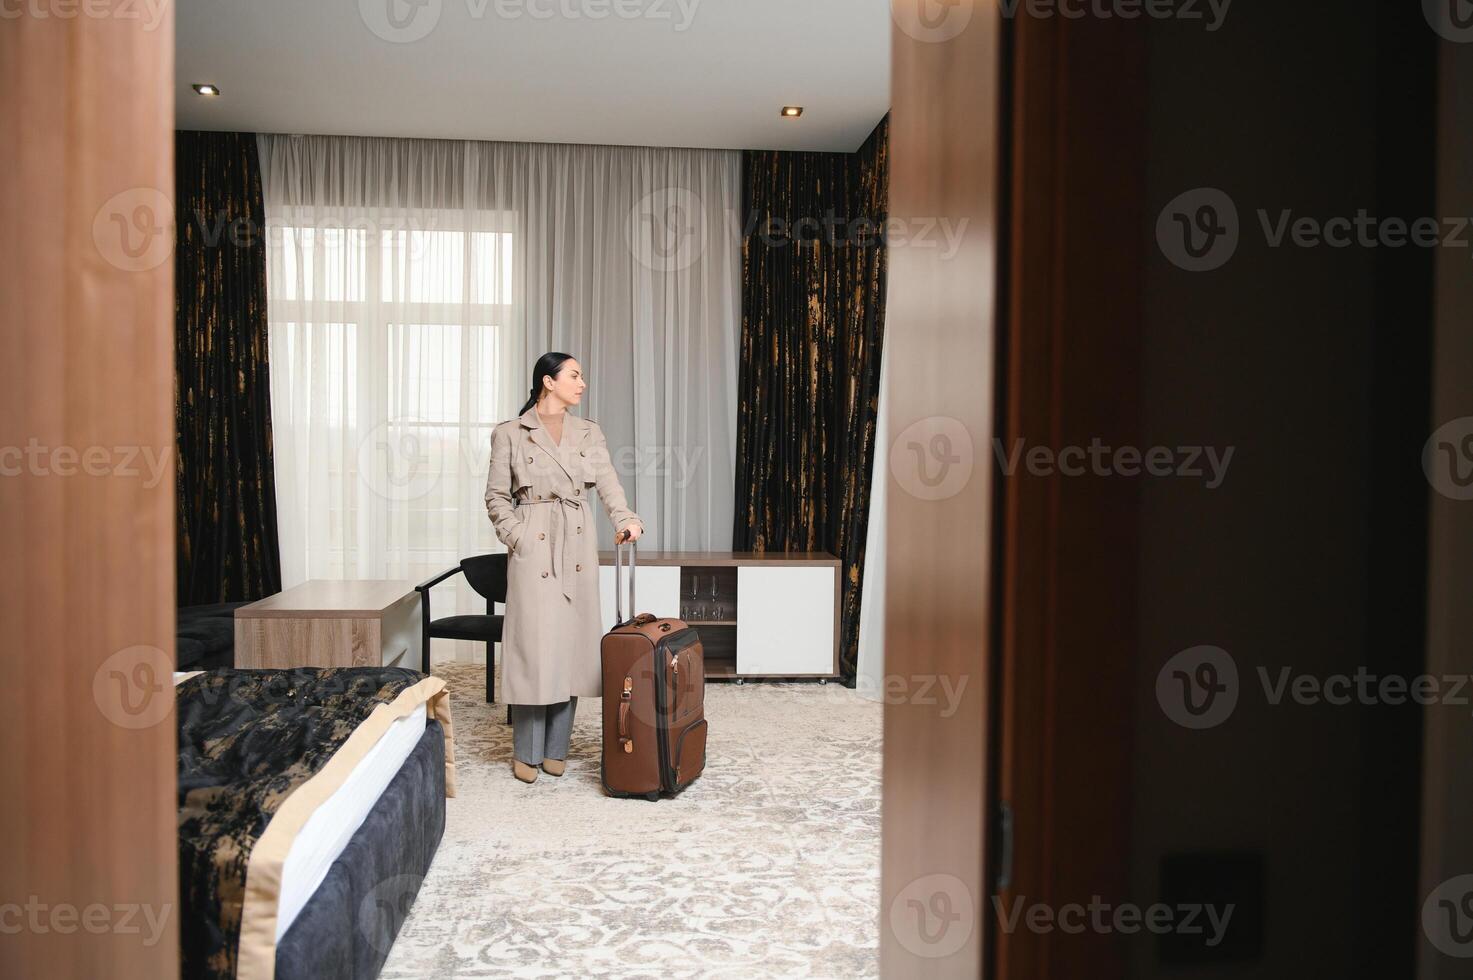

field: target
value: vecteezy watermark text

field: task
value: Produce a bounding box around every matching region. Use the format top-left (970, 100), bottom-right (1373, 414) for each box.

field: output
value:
top-left (359, 418), bottom-right (707, 503)
top-left (743, 210), bottom-right (969, 260)
top-left (1158, 187), bottom-right (1473, 272)
top-left (1259, 667), bottom-right (1473, 709)
top-left (628, 193), bottom-right (970, 274)
top-left (0, 440), bottom-right (171, 488)
top-left (993, 438), bottom-right (1235, 489)
top-left (892, 0), bottom-right (1230, 45)
top-left (477, 0), bottom-right (699, 26)
top-left (1255, 210), bottom-right (1473, 250)
top-left (1158, 645), bottom-right (1473, 729)
top-left (359, 0), bottom-right (701, 44)
top-left (855, 673), bottom-right (969, 718)
top-left (0, 0), bottom-right (169, 31)
top-left (997, 0), bottom-right (1230, 29)
top-left (993, 895), bottom-right (1235, 946)
top-left (0, 898), bottom-right (172, 947)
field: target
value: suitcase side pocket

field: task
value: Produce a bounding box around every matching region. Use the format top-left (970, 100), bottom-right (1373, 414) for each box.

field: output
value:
top-left (672, 718), bottom-right (707, 790)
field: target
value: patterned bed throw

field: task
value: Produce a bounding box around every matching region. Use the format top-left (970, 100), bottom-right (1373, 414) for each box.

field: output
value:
top-left (176, 667), bottom-right (451, 980)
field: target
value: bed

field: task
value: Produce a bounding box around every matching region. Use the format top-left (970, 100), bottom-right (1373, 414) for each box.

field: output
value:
top-left (176, 601), bottom-right (248, 670)
top-left (175, 667), bottom-right (456, 980)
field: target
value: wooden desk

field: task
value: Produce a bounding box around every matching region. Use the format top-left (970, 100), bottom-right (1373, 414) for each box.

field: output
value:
top-left (234, 579), bottom-right (422, 670)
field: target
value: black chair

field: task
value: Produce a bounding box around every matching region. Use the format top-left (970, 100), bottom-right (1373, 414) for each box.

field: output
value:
top-left (416, 554), bottom-right (508, 704)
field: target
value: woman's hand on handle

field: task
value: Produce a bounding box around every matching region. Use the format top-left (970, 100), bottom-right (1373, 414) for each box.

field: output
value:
top-left (617, 523), bottom-right (643, 544)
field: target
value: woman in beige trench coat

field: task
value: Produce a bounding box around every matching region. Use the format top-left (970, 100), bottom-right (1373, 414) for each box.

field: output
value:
top-left (484, 352), bottom-right (643, 784)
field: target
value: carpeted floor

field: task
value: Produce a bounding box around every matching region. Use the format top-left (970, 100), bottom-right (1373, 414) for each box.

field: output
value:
top-left (378, 663), bottom-right (883, 979)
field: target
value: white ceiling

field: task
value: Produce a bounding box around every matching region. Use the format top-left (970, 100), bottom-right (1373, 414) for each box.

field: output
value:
top-left (176, 0), bottom-right (891, 153)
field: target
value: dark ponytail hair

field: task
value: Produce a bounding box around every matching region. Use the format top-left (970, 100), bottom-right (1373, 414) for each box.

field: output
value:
top-left (517, 351), bottom-right (576, 416)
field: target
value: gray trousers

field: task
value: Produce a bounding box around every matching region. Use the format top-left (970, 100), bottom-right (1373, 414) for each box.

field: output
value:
top-left (510, 698), bottom-right (577, 764)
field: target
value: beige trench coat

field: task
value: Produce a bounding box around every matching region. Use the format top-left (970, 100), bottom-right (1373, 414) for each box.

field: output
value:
top-left (484, 408), bottom-right (641, 705)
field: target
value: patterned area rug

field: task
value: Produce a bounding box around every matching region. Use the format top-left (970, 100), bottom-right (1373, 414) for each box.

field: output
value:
top-left (379, 663), bottom-right (883, 979)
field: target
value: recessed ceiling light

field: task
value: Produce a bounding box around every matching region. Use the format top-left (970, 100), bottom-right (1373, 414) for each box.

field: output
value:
top-left (192, 84), bottom-right (220, 97)
top-left (780, 106), bottom-right (803, 118)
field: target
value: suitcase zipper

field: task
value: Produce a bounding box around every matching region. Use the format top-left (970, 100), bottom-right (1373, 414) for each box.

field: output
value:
top-left (661, 630), bottom-right (700, 722)
top-left (652, 649), bottom-right (670, 791)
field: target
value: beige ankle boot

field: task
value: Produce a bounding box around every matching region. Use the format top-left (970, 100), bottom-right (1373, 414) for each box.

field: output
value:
top-left (541, 758), bottom-right (566, 777)
top-left (512, 760), bottom-right (539, 783)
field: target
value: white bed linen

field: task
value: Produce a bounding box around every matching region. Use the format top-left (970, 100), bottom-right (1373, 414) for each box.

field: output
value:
top-left (274, 702), bottom-right (427, 940)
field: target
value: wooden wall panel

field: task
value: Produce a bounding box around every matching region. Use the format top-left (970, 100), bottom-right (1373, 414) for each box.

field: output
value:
top-left (881, 2), bottom-right (1002, 976)
top-left (0, 5), bottom-right (179, 979)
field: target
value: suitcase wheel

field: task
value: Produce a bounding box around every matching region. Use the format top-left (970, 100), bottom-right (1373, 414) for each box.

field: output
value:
top-left (645, 791), bottom-right (660, 802)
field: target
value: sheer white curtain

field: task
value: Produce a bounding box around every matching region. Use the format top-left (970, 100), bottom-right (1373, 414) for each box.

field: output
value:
top-left (258, 134), bottom-right (740, 663)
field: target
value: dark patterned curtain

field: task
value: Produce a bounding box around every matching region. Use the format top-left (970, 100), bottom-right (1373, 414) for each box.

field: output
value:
top-left (734, 116), bottom-right (888, 685)
top-left (175, 131), bottom-right (282, 604)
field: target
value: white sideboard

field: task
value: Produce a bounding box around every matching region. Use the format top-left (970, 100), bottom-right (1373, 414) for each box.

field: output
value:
top-left (598, 563), bottom-right (681, 626)
top-left (597, 551), bottom-right (840, 680)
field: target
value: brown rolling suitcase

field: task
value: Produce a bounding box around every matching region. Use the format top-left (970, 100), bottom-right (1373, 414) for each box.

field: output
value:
top-left (600, 541), bottom-right (707, 800)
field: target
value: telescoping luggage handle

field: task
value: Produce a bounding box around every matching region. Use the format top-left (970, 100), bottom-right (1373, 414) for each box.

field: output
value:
top-left (613, 538), bottom-right (636, 626)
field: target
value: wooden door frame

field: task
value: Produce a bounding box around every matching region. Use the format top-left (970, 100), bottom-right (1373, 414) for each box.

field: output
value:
top-left (880, 1), bottom-right (1004, 977)
top-left (0, 9), bottom-right (180, 980)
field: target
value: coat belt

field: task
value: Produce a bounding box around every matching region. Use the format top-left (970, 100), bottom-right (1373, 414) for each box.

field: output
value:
top-left (516, 490), bottom-right (586, 603)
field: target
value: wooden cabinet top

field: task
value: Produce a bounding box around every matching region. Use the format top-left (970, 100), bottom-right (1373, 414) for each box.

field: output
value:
top-left (595, 551), bottom-right (839, 567)
top-left (236, 579), bottom-right (418, 618)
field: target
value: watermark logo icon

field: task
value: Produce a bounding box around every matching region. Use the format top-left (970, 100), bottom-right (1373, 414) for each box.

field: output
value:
top-left (1156, 645), bottom-right (1238, 729)
top-left (359, 0), bottom-right (442, 43)
top-left (1424, 875), bottom-right (1473, 958)
top-left (627, 187), bottom-right (707, 273)
top-left (1424, 0), bottom-right (1473, 42)
top-left (92, 188), bottom-right (174, 272)
top-left (1156, 188), bottom-right (1239, 272)
top-left (93, 645), bottom-right (172, 729)
top-left (359, 874), bottom-right (425, 954)
top-left (892, 416), bottom-right (973, 501)
top-left (892, 0), bottom-right (974, 44)
top-left (358, 417), bottom-right (441, 503)
top-left (1423, 417), bottom-right (1473, 501)
top-left (890, 873), bottom-right (974, 959)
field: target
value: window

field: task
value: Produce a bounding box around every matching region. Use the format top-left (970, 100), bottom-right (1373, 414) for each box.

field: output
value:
top-left (267, 207), bottom-right (520, 597)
